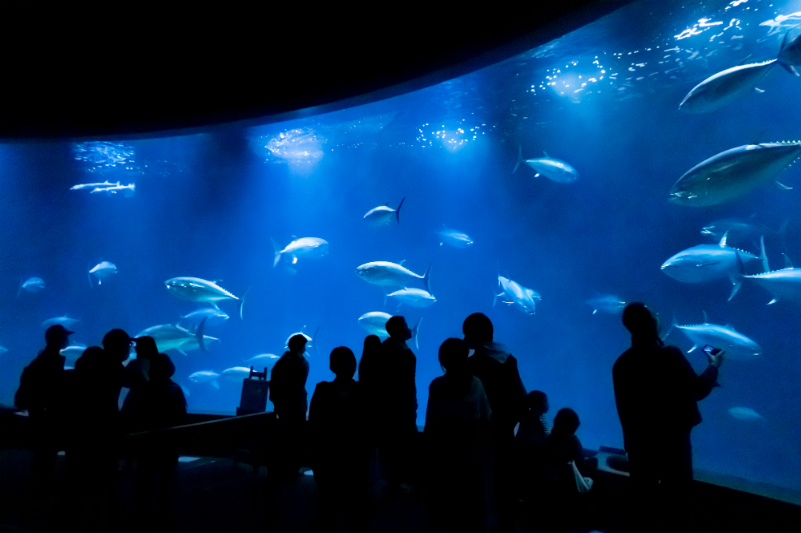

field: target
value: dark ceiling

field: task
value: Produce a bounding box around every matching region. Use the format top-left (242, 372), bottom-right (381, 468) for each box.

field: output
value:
top-left (4, 1), bottom-right (630, 140)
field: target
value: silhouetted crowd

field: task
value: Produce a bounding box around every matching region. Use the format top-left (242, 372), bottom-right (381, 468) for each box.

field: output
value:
top-left (14, 304), bottom-right (723, 533)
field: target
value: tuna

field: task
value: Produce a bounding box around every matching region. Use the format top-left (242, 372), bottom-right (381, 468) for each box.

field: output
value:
top-left (221, 367), bottom-right (251, 382)
top-left (387, 288), bottom-right (436, 308)
top-left (514, 146), bottom-right (579, 183)
top-left (585, 295), bottom-right (626, 315)
top-left (494, 276), bottom-right (541, 316)
top-left (672, 313), bottom-right (761, 361)
top-left (245, 353), bottom-right (280, 366)
top-left (669, 142), bottom-right (801, 207)
top-left (356, 261), bottom-right (432, 293)
top-left (679, 60), bottom-right (776, 113)
top-left (180, 307), bottom-right (230, 328)
top-left (165, 277), bottom-right (243, 318)
top-left (661, 235), bottom-right (764, 300)
top-left (189, 370), bottom-right (220, 389)
top-left (271, 237), bottom-right (329, 267)
top-left (60, 345), bottom-right (88, 362)
top-left (41, 315), bottom-right (81, 330)
top-left (741, 267), bottom-right (801, 305)
top-left (19, 277), bottom-right (45, 297)
top-left (728, 407), bottom-right (764, 421)
top-left (89, 261), bottom-right (118, 286)
top-left (363, 197), bottom-right (405, 227)
top-left (438, 225), bottom-right (474, 248)
top-left (135, 324), bottom-right (217, 355)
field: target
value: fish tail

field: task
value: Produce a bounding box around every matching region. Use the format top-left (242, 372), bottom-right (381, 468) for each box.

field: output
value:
top-left (422, 263), bottom-right (432, 293)
top-left (271, 238), bottom-right (281, 267)
top-left (513, 145), bottom-right (523, 174)
top-left (411, 317), bottom-right (422, 350)
top-left (759, 235), bottom-right (769, 273)
top-left (396, 197), bottom-right (405, 224)
top-left (196, 317), bottom-right (208, 352)
top-left (239, 286), bottom-right (251, 320)
top-left (311, 326), bottom-right (320, 357)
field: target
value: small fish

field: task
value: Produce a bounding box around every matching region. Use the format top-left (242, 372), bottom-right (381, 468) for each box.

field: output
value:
top-left (671, 313), bottom-right (761, 361)
top-left (189, 370), bottom-right (220, 389)
top-left (438, 225), bottom-right (474, 248)
top-left (180, 307), bottom-right (230, 328)
top-left (0, 345), bottom-right (8, 356)
top-left (271, 237), bottom-right (329, 267)
top-left (728, 407), bottom-right (764, 421)
top-left (387, 287), bottom-right (436, 308)
top-left (679, 60), bottom-right (776, 113)
top-left (356, 261), bottom-right (432, 293)
top-left (701, 217), bottom-right (786, 249)
top-left (661, 235), bottom-right (764, 301)
top-left (70, 181), bottom-right (119, 191)
top-left (669, 142), bottom-right (801, 207)
top-left (60, 345), bottom-right (88, 362)
top-left (357, 312), bottom-right (423, 349)
top-left (18, 277), bottom-right (45, 297)
top-left (221, 367), bottom-right (252, 382)
top-left (88, 261), bottom-right (118, 287)
top-left (494, 276), bottom-right (540, 316)
top-left (90, 183), bottom-right (135, 196)
top-left (41, 315), bottom-right (81, 330)
top-left (364, 197), bottom-right (405, 227)
top-left (245, 353), bottom-right (280, 366)
top-left (513, 146), bottom-right (579, 183)
top-left (585, 295), bottom-right (626, 315)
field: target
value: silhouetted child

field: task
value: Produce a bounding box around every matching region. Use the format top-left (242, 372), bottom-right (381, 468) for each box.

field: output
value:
top-left (424, 338), bottom-right (493, 533)
top-left (514, 390), bottom-right (550, 502)
top-left (545, 408), bottom-right (597, 493)
top-left (309, 346), bottom-right (368, 531)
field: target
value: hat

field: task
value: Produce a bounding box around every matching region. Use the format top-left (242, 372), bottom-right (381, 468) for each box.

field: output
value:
top-left (45, 324), bottom-right (74, 343)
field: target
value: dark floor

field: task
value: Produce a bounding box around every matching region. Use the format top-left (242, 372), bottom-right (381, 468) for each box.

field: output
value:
top-left (1, 447), bottom-right (800, 533)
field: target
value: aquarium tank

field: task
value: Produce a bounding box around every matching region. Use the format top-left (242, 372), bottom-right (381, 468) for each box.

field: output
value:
top-left (2, 0), bottom-right (801, 498)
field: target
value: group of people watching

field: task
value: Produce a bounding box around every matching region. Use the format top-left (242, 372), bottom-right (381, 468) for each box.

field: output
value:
top-left (15, 302), bottom-right (723, 533)
top-left (14, 325), bottom-right (186, 529)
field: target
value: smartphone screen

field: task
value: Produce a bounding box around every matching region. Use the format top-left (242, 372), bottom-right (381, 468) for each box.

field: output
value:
top-left (703, 344), bottom-right (721, 355)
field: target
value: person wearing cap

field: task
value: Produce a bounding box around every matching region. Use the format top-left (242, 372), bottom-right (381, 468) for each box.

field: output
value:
top-left (613, 302), bottom-right (723, 532)
top-left (14, 324), bottom-right (73, 491)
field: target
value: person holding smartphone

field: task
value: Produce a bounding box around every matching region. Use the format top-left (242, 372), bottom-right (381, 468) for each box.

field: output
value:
top-left (613, 302), bottom-right (723, 533)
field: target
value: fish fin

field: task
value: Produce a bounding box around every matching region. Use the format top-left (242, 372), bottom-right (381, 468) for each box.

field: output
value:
top-left (738, 55), bottom-right (753, 66)
top-left (88, 270), bottom-right (93, 288)
top-left (439, 242), bottom-right (443, 246)
top-left (753, 87), bottom-right (765, 93)
top-left (271, 238), bottom-right (281, 267)
top-left (212, 380), bottom-right (219, 390)
top-left (422, 263), bottom-right (432, 293)
top-left (702, 310), bottom-right (709, 323)
top-left (783, 253), bottom-right (793, 269)
top-left (411, 317), bottom-right (423, 350)
top-left (760, 236), bottom-right (769, 273)
top-left (719, 232), bottom-right (728, 248)
top-left (399, 259), bottom-right (406, 265)
top-left (592, 309), bottom-right (597, 315)
top-left (493, 291), bottom-right (498, 307)
top-left (780, 29), bottom-right (792, 53)
top-left (513, 145), bottom-right (523, 174)
top-left (396, 197), bottom-right (405, 224)
top-left (196, 317), bottom-right (207, 352)
top-left (534, 173), bottom-right (540, 178)
top-left (688, 345), bottom-right (698, 353)
top-left (383, 292), bottom-right (387, 306)
top-left (239, 286), bottom-right (251, 320)
top-left (178, 347), bottom-right (188, 355)
top-left (728, 279), bottom-right (741, 302)
top-left (290, 255), bottom-right (298, 265)
top-left (768, 298), bottom-right (778, 305)
top-left (543, 151), bottom-right (549, 157)
top-left (775, 181), bottom-right (793, 190)
top-left (311, 326), bottom-right (320, 357)
top-left (662, 317), bottom-right (676, 342)
top-left (727, 323), bottom-right (736, 331)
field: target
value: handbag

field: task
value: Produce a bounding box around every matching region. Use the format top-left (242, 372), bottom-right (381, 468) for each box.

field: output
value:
top-left (569, 460), bottom-right (593, 494)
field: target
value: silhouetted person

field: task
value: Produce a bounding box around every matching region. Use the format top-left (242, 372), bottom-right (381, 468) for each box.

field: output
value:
top-left (126, 335), bottom-right (159, 387)
top-left (463, 312), bottom-right (526, 532)
top-left (378, 315), bottom-right (418, 494)
top-left (15, 324), bottom-right (72, 493)
top-left (358, 334), bottom-right (383, 501)
top-left (545, 407), bottom-right (596, 487)
top-left (424, 338), bottom-right (493, 533)
top-left (613, 302), bottom-right (722, 533)
top-left (309, 346), bottom-right (368, 532)
top-left (270, 334), bottom-right (310, 478)
top-left (515, 390), bottom-right (550, 502)
top-left (122, 352), bottom-right (186, 529)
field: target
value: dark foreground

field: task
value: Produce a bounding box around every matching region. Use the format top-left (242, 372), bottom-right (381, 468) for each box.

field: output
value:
top-left (0, 445), bottom-right (799, 533)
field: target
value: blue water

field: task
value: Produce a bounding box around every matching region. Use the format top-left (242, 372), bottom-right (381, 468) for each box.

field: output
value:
top-left (1, 0), bottom-right (801, 494)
